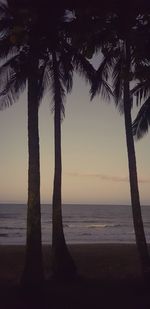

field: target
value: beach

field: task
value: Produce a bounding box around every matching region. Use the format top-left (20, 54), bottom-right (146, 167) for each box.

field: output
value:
top-left (1, 244), bottom-right (150, 308)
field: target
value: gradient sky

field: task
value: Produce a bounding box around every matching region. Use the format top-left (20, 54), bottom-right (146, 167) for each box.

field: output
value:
top-left (0, 62), bottom-right (150, 204)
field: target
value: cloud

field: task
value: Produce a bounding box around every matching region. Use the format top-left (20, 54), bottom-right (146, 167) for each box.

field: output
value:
top-left (65, 172), bottom-right (150, 184)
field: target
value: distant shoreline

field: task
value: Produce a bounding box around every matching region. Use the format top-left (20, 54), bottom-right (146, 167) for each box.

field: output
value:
top-left (1, 203), bottom-right (150, 206)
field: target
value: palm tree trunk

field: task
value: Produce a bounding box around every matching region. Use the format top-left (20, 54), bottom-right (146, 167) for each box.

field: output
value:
top-left (21, 58), bottom-right (43, 287)
top-left (52, 50), bottom-right (76, 278)
top-left (124, 40), bottom-right (150, 276)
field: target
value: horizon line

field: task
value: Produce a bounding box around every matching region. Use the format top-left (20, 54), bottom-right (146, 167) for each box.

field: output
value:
top-left (0, 202), bottom-right (150, 206)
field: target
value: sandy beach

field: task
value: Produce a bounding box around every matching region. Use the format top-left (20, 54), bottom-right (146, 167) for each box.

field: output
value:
top-left (0, 244), bottom-right (150, 308)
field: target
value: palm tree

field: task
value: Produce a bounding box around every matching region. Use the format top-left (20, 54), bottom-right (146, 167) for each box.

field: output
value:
top-left (50, 49), bottom-right (76, 278)
top-left (45, 20), bottom-right (95, 278)
top-left (0, 58), bottom-right (44, 287)
top-left (0, 4), bottom-right (47, 286)
top-left (23, 54), bottom-right (44, 286)
top-left (89, 10), bottom-right (150, 276)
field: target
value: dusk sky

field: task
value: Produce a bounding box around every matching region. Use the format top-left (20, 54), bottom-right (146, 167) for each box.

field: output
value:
top-left (0, 62), bottom-right (150, 205)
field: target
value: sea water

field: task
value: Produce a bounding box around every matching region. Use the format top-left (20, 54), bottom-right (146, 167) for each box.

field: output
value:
top-left (0, 203), bottom-right (150, 245)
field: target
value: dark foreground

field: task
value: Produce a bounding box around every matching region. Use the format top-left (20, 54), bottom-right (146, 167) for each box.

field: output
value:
top-left (0, 244), bottom-right (150, 309)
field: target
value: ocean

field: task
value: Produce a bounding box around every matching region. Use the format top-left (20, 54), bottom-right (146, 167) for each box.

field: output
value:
top-left (0, 203), bottom-right (150, 245)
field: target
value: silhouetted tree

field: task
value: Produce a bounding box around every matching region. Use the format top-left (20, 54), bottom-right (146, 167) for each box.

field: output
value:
top-left (89, 10), bottom-right (150, 277)
top-left (50, 49), bottom-right (76, 278)
top-left (0, 4), bottom-right (47, 286)
top-left (45, 15), bottom-right (95, 278)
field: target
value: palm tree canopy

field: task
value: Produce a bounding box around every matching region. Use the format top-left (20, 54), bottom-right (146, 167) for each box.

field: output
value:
top-left (86, 10), bottom-right (150, 110)
top-left (0, 4), bottom-right (69, 110)
top-left (0, 3), bottom-right (96, 120)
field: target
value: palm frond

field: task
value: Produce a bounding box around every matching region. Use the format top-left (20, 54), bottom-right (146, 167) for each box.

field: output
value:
top-left (47, 60), bottom-right (66, 119)
top-left (0, 38), bottom-right (17, 59)
top-left (59, 51), bottom-right (73, 93)
top-left (0, 4), bottom-right (15, 56)
top-left (37, 59), bottom-right (48, 103)
top-left (90, 55), bottom-right (113, 101)
top-left (131, 80), bottom-right (150, 106)
top-left (62, 67), bottom-right (73, 93)
top-left (42, 64), bottom-right (51, 94)
top-left (64, 42), bottom-right (95, 85)
top-left (132, 97), bottom-right (150, 139)
top-left (0, 70), bottom-right (26, 110)
top-left (72, 52), bottom-right (95, 86)
top-left (0, 54), bottom-right (27, 110)
top-left (0, 3), bottom-right (10, 16)
top-left (0, 19), bottom-right (11, 39)
top-left (112, 53), bottom-right (124, 105)
top-left (0, 53), bottom-right (19, 75)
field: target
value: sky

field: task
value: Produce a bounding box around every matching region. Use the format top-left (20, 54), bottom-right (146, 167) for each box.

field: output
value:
top-left (0, 65), bottom-right (150, 205)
